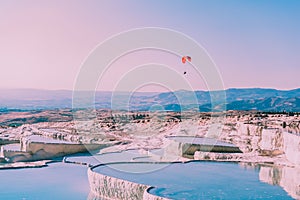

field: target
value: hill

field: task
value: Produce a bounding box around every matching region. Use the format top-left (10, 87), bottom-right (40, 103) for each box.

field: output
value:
top-left (0, 88), bottom-right (299, 112)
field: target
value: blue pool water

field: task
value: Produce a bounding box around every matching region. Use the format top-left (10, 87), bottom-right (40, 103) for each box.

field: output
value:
top-left (65, 149), bottom-right (154, 166)
top-left (0, 162), bottom-right (90, 200)
top-left (0, 153), bottom-right (296, 200)
top-left (93, 161), bottom-right (294, 200)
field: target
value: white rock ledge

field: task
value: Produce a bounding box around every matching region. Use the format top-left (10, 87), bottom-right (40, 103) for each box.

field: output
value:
top-left (88, 164), bottom-right (169, 200)
top-left (1, 137), bottom-right (114, 162)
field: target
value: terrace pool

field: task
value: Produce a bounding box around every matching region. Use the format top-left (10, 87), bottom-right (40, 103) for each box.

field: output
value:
top-left (0, 162), bottom-right (90, 200)
top-left (0, 153), bottom-right (296, 199)
top-left (92, 161), bottom-right (294, 199)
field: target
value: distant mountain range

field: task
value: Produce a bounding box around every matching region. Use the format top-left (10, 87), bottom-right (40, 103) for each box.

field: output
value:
top-left (0, 88), bottom-right (300, 112)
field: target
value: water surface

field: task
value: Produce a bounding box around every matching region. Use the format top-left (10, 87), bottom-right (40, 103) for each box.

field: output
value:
top-left (0, 162), bottom-right (89, 200)
top-left (93, 161), bottom-right (294, 199)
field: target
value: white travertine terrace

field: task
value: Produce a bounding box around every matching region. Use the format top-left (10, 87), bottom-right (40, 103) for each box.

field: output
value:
top-left (0, 111), bottom-right (299, 198)
top-left (88, 166), bottom-right (168, 200)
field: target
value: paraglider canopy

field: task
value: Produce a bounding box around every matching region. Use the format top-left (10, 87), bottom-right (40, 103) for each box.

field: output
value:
top-left (181, 56), bottom-right (191, 64)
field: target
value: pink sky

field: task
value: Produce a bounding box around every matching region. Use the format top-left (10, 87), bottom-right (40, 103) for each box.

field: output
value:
top-left (0, 1), bottom-right (299, 91)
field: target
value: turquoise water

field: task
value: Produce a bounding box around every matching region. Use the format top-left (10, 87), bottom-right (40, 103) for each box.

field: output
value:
top-left (65, 149), bottom-right (151, 166)
top-left (0, 162), bottom-right (90, 200)
top-left (0, 154), bottom-right (295, 199)
top-left (94, 161), bottom-right (294, 200)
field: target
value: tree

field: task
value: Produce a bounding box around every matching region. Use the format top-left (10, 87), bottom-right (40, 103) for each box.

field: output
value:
top-left (282, 121), bottom-right (287, 128)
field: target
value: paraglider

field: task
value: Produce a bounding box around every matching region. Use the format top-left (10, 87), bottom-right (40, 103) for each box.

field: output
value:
top-left (181, 56), bottom-right (191, 75)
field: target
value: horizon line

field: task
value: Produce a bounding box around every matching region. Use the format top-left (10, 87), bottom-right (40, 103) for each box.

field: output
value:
top-left (0, 87), bottom-right (300, 93)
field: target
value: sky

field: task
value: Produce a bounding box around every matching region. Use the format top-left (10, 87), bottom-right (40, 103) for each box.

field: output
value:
top-left (0, 0), bottom-right (299, 91)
